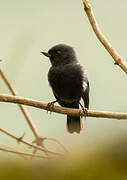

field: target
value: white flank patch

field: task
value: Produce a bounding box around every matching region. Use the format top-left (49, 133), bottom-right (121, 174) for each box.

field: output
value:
top-left (83, 82), bottom-right (88, 91)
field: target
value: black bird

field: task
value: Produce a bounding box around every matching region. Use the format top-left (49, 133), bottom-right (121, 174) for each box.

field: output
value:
top-left (41, 44), bottom-right (89, 134)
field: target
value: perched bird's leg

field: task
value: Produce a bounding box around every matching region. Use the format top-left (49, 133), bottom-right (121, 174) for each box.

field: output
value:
top-left (79, 102), bottom-right (88, 119)
top-left (46, 100), bottom-right (57, 114)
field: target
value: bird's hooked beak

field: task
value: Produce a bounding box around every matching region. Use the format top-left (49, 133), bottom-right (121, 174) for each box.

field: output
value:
top-left (41, 51), bottom-right (51, 58)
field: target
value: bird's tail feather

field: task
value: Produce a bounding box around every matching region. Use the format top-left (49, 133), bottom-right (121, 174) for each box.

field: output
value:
top-left (67, 115), bottom-right (82, 134)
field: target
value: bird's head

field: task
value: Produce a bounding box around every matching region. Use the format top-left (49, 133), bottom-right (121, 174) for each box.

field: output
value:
top-left (41, 44), bottom-right (77, 66)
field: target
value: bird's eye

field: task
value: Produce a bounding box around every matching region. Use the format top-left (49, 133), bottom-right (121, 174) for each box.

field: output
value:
top-left (56, 50), bottom-right (61, 54)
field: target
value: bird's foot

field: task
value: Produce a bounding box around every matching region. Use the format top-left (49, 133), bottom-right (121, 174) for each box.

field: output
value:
top-left (79, 107), bottom-right (88, 119)
top-left (79, 102), bottom-right (88, 119)
top-left (82, 107), bottom-right (88, 119)
top-left (46, 100), bottom-right (57, 114)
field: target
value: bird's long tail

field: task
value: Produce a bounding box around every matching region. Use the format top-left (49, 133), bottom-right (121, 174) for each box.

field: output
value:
top-left (67, 115), bottom-right (82, 134)
top-left (66, 102), bottom-right (82, 134)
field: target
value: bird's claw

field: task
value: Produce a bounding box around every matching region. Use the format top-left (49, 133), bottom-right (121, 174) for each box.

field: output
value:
top-left (81, 107), bottom-right (88, 119)
top-left (79, 106), bottom-right (88, 119)
top-left (79, 102), bottom-right (88, 118)
top-left (46, 101), bottom-right (57, 114)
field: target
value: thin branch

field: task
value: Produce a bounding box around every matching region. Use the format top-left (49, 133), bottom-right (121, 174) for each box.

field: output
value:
top-left (82, 0), bottom-right (127, 74)
top-left (0, 94), bottom-right (127, 120)
top-left (0, 146), bottom-right (50, 159)
top-left (44, 137), bottom-right (68, 153)
top-left (0, 128), bottom-right (62, 156)
top-left (0, 68), bottom-right (67, 153)
top-left (0, 68), bottom-right (40, 139)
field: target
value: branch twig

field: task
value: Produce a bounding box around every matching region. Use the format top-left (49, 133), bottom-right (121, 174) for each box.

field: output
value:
top-left (0, 94), bottom-right (127, 120)
top-left (0, 128), bottom-right (62, 156)
top-left (0, 68), bottom-right (67, 153)
top-left (82, 0), bottom-right (127, 73)
top-left (44, 137), bottom-right (68, 152)
top-left (0, 146), bottom-right (50, 159)
top-left (0, 68), bottom-right (40, 139)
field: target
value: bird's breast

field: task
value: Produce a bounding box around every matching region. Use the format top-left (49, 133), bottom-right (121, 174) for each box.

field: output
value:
top-left (48, 65), bottom-right (84, 102)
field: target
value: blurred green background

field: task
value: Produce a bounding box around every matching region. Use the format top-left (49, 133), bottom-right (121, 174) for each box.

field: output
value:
top-left (0, 0), bottom-right (127, 178)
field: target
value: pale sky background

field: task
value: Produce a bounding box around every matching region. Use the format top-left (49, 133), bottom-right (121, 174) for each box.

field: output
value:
top-left (0, 0), bottom-right (127, 158)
